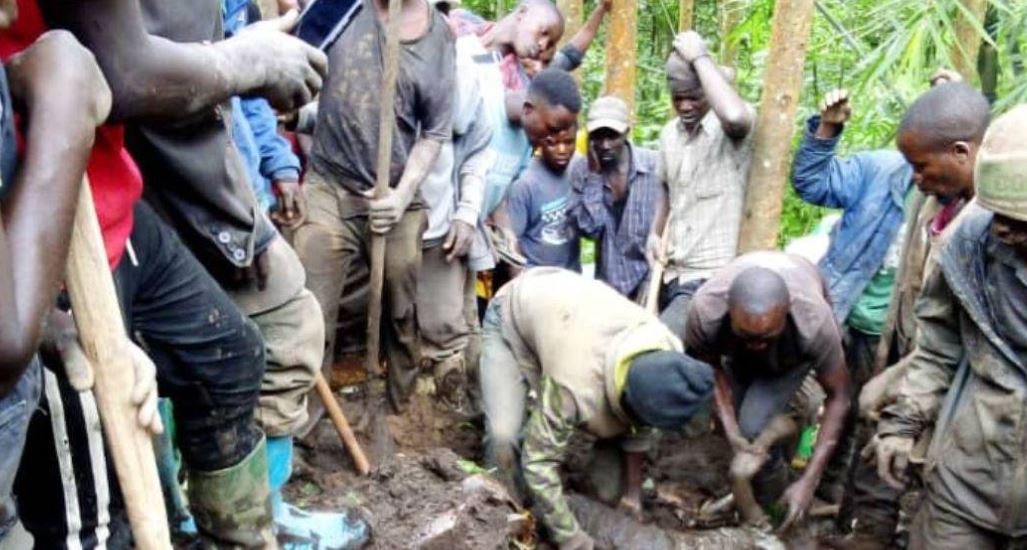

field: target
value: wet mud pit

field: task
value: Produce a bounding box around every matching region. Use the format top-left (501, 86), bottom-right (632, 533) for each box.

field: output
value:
top-left (290, 380), bottom-right (834, 549)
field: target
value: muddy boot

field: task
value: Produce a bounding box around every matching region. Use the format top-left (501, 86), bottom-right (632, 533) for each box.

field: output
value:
top-left (188, 435), bottom-right (276, 549)
top-left (432, 354), bottom-right (466, 412)
top-left (267, 436), bottom-right (369, 549)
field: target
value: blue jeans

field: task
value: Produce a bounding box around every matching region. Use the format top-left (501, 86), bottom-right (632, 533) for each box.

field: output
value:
top-left (0, 359), bottom-right (41, 539)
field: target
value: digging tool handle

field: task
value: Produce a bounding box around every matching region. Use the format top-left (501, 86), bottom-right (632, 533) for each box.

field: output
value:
top-left (315, 373), bottom-right (371, 475)
top-left (644, 217), bottom-right (672, 313)
top-left (65, 179), bottom-right (172, 549)
top-left (366, 0), bottom-right (404, 375)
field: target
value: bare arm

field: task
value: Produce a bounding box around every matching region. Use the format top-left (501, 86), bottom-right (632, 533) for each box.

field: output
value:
top-left (38, 0), bottom-right (326, 122)
top-left (366, 138), bottom-right (443, 234)
top-left (0, 32), bottom-right (111, 391)
top-left (692, 56), bottom-right (752, 139)
top-left (803, 361), bottom-right (850, 485)
top-left (673, 32), bottom-right (753, 140)
top-left (565, 0), bottom-right (611, 57)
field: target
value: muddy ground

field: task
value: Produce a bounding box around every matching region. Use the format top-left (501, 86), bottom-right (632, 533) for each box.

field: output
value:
top-left (286, 374), bottom-right (853, 549)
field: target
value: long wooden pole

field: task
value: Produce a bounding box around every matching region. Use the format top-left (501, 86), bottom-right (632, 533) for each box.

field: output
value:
top-left (950, 0), bottom-right (988, 81)
top-left (314, 375), bottom-right (371, 474)
top-left (678, 0), bottom-right (695, 31)
top-left (65, 180), bottom-right (171, 549)
top-left (737, 0), bottom-right (816, 252)
top-left (604, 0), bottom-right (637, 113)
top-left (366, 0), bottom-right (404, 376)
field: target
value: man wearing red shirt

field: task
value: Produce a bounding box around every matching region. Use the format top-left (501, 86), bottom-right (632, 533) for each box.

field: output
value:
top-left (0, 1), bottom-right (329, 546)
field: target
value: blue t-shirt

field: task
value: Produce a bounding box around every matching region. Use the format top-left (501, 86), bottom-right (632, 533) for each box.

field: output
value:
top-left (507, 157), bottom-right (581, 271)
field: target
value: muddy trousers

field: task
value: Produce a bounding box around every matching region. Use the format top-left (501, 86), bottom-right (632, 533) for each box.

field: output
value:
top-left (294, 177), bottom-right (425, 409)
top-left (416, 245), bottom-right (471, 364)
top-left (115, 203), bottom-right (265, 471)
top-left (911, 495), bottom-right (1027, 550)
top-left (479, 298), bottom-right (528, 491)
top-left (837, 419), bottom-right (904, 541)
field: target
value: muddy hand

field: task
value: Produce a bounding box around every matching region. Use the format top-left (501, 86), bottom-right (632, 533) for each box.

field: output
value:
top-left (231, 10), bottom-right (328, 111)
top-left (673, 31), bottom-right (709, 64)
top-left (126, 341), bottom-right (163, 436)
top-left (443, 220), bottom-right (474, 263)
top-left (231, 249), bottom-right (271, 291)
top-left (776, 477), bottom-right (815, 533)
top-left (272, 180), bottom-right (307, 228)
top-left (364, 187), bottom-right (413, 235)
top-left (862, 434), bottom-right (913, 489)
top-left (42, 308), bottom-right (94, 392)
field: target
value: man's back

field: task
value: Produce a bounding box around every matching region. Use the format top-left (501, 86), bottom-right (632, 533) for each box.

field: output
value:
top-left (686, 251), bottom-right (841, 378)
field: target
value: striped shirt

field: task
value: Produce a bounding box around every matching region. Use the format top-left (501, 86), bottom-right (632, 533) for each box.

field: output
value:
top-left (658, 107), bottom-right (756, 283)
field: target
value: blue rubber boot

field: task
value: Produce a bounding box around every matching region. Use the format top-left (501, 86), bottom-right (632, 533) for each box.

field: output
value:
top-left (267, 436), bottom-right (369, 549)
top-left (154, 399), bottom-right (197, 539)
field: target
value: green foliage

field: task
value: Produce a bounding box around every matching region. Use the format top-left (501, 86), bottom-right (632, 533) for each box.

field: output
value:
top-left (464, 0), bottom-right (1026, 244)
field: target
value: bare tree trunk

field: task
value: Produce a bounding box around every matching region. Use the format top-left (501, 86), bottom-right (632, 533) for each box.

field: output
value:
top-left (719, 0), bottom-right (745, 66)
top-left (737, 0), bottom-right (816, 253)
top-left (558, 0), bottom-right (584, 41)
top-left (679, 0), bottom-right (695, 30)
top-left (604, 0), bottom-right (638, 112)
top-left (950, 0), bottom-right (989, 81)
top-left (558, 0), bottom-right (584, 83)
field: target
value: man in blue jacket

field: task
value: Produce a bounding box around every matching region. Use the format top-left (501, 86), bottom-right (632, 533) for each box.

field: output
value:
top-left (792, 92), bottom-right (913, 507)
top-left (791, 78), bottom-right (990, 546)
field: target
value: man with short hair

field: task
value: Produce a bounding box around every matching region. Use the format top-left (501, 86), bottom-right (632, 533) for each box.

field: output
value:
top-left (450, 0), bottom-right (563, 219)
top-left (807, 82), bottom-right (990, 548)
top-left (685, 251), bottom-right (851, 529)
top-left (505, 68), bottom-right (582, 271)
top-left (648, 31), bottom-right (755, 337)
top-left (872, 105), bottom-right (1027, 550)
top-left (570, 95), bottom-right (660, 300)
top-left (295, 0), bottom-right (455, 410)
top-left (480, 268), bottom-right (714, 550)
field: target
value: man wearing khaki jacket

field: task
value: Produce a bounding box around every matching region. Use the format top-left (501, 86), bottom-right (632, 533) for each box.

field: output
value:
top-left (479, 267), bottom-right (714, 550)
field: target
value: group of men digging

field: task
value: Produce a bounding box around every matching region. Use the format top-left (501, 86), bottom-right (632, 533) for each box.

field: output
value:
top-left (0, 0), bottom-right (1025, 548)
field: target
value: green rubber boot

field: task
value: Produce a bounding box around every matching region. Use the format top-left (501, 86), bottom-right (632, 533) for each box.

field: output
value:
top-left (187, 435), bottom-right (276, 549)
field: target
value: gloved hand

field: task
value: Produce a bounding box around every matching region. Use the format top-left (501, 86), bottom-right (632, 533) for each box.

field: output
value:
top-left (125, 340), bottom-right (163, 436)
top-left (862, 434), bottom-right (914, 489)
top-left (559, 529), bottom-right (595, 550)
top-left (222, 10), bottom-right (328, 111)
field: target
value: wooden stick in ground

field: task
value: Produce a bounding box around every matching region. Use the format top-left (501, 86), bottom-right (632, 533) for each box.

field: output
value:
top-left (65, 179), bottom-right (171, 549)
top-left (365, 0), bottom-right (404, 376)
top-left (644, 217), bottom-right (672, 314)
top-left (314, 373), bottom-right (371, 475)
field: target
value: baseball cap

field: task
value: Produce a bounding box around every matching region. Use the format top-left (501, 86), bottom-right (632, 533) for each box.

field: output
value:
top-left (587, 96), bottom-right (630, 134)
